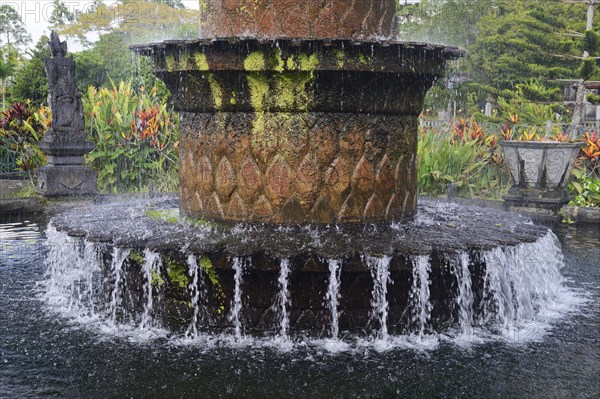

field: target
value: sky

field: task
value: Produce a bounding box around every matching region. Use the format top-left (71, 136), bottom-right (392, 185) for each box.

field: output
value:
top-left (1, 0), bottom-right (200, 50)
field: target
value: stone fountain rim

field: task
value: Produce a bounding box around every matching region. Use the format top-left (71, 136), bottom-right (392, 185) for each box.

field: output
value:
top-left (130, 37), bottom-right (465, 60)
top-left (500, 140), bottom-right (583, 149)
top-left (48, 195), bottom-right (550, 261)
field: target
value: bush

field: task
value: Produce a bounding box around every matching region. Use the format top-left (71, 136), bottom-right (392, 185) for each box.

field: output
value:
top-left (417, 120), bottom-right (509, 198)
top-left (83, 81), bottom-right (180, 193)
top-left (0, 101), bottom-right (49, 172)
top-left (569, 169), bottom-right (600, 208)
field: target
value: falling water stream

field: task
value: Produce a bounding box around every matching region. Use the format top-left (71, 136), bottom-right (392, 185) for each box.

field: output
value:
top-left (230, 257), bottom-right (245, 340)
top-left (277, 259), bottom-right (291, 340)
top-left (326, 259), bottom-right (342, 340)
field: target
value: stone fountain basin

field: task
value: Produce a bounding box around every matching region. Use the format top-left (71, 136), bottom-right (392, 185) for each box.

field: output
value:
top-left (50, 195), bottom-right (546, 260)
top-left (131, 38), bottom-right (464, 115)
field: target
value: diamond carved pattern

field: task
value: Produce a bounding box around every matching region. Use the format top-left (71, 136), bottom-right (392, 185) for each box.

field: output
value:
top-left (351, 156), bottom-right (375, 194)
top-left (180, 112), bottom-right (418, 224)
top-left (197, 156), bottom-right (214, 195)
top-left (265, 157), bottom-right (294, 207)
top-left (215, 157), bottom-right (236, 198)
top-left (296, 153), bottom-right (320, 208)
top-left (238, 158), bottom-right (262, 202)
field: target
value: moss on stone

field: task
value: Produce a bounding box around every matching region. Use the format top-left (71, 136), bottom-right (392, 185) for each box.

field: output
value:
top-left (357, 53), bottom-right (372, 66)
top-left (285, 56), bottom-right (297, 70)
top-left (164, 255), bottom-right (190, 289)
top-left (165, 55), bottom-right (176, 72)
top-left (129, 250), bottom-right (145, 265)
top-left (199, 255), bottom-right (225, 315)
top-left (244, 51), bottom-right (266, 71)
top-left (334, 49), bottom-right (346, 68)
top-left (297, 53), bottom-right (319, 71)
top-left (273, 72), bottom-right (313, 111)
top-left (146, 209), bottom-right (180, 224)
top-left (194, 52), bottom-right (210, 71)
top-left (207, 74), bottom-right (223, 109)
top-left (247, 72), bottom-right (269, 111)
top-left (273, 49), bottom-right (285, 73)
top-left (152, 269), bottom-right (165, 287)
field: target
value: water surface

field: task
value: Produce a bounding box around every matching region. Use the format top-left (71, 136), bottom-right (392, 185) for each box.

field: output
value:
top-left (0, 220), bottom-right (598, 398)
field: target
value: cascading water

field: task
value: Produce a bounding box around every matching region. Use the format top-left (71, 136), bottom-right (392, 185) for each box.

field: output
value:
top-left (186, 254), bottom-right (205, 338)
top-left (452, 252), bottom-right (474, 333)
top-left (366, 256), bottom-right (392, 340)
top-left (108, 247), bottom-right (131, 325)
top-left (482, 233), bottom-right (564, 334)
top-left (229, 257), bottom-right (245, 340)
top-left (140, 250), bottom-right (161, 329)
top-left (410, 255), bottom-right (432, 338)
top-left (43, 200), bottom-right (572, 349)
top-left (325, 259), bottom-right (342, 340)
top-left (277, 259), bottom-right (291, 340)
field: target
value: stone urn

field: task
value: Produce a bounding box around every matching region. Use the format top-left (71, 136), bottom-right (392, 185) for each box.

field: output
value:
top-left (501, 141), bottom-right (582, 210)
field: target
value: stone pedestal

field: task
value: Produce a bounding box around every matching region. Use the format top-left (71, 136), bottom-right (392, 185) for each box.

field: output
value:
top-left (37, 139), bottom-right (97, 197)
top-left (133, 0), bottom-right (462, 224)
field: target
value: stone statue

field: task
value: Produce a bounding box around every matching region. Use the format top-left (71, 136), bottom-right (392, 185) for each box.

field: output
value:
top-left (37, 31), bottom-right (97, 197)
top-left (44, 31), bottom-right (86, 141)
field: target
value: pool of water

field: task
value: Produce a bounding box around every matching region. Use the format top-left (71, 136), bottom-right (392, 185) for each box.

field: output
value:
top-left (1, 218), bottom-right (598, 398)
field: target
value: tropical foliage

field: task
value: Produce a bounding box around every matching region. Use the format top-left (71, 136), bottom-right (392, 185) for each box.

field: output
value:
top-left (83, 81), bottom-right (179, 193)
top-left (0, 101), bottom-right (49, 172)
top-left (417, 120), bottom-right (507, 198)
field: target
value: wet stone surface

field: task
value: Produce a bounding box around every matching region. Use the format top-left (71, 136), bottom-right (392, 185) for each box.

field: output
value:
top-left (50, 195), bottom-right (548, 260)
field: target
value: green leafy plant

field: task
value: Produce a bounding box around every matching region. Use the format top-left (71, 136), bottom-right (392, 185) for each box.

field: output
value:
top-left (568, 168), bottom-right (600, 208)
top-left (84, 81), bottom-right (180, 193)
top-left (0, 101), bottom-right (49, 172)
top-left (418, 123), bottom-right (508, 198)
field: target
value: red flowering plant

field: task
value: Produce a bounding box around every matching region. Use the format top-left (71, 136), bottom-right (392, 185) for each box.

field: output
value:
top-left (579, 132), bottom-right (600, 177)
top-left (84, 81), bottom-right (179, 192)
top-left (0, 101), bottom-right (49, 172)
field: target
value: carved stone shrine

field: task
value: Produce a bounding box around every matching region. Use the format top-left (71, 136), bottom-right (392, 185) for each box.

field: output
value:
top-left (37, 32), bottom-right (97, 197)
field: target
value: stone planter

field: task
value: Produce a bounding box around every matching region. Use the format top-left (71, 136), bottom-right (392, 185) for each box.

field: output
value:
top-left (501, 141), bottom-right (582, 210)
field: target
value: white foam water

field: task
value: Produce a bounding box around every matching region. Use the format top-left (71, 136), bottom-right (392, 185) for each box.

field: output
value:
top-left (108, 247), bottom-right (131, 324)
top-left (410, 255), bottom-right (432, 338)
top-left (481, 232), bottom-right (565, 337)
top-left (277, 259), bottom-right (292, 340)
top-left (140, 250), bottom-right (161, 330)
top-left (185, 254), bottom-right (206, 338)
top-left (452, 252), bottom-right (474, 334)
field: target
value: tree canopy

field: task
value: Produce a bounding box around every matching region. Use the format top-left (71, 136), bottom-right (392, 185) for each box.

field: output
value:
top-left (0, 4), bottom-right (31, 48)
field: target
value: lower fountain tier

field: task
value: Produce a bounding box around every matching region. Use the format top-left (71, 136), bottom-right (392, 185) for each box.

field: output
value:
top-left (46, 196), bottom-right (560, 335)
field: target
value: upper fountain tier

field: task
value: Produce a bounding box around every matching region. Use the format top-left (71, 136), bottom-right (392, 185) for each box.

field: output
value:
top-left (198, 0), bottom-right (398, 40)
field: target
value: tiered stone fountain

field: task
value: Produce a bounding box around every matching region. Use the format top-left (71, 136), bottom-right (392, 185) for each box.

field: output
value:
top-left (46, 1), bottom-right (563, 340)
